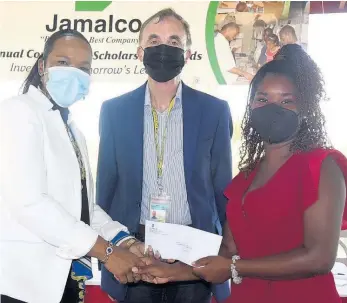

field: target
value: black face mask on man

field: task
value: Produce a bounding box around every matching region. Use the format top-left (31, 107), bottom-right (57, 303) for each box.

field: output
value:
top-left (143, 44), bottom-right (185, 83)
top-left (250, 103), bottom-right (300, 144)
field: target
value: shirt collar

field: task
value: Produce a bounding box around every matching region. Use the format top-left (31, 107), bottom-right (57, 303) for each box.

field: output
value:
top-left (145, 82), bottom-right (182, 108)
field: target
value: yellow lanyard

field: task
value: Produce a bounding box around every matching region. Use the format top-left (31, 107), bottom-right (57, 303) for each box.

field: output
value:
top-left (152, 98), bottom-right (175, 183)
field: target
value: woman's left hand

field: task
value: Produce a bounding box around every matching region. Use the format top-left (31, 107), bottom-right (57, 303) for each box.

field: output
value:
top-left (192, 256), bottom-right (232, 284)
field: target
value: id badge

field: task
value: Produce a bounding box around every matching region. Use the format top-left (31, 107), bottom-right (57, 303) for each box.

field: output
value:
top-left (150, 192), bottom-right (171, 223)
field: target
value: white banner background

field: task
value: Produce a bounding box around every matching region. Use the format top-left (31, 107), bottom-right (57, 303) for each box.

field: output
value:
top-left (0, 1), bottom-right (214, 86)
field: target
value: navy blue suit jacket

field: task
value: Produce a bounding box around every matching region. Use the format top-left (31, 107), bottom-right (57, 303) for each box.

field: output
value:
top-left (96, 82), bottom-right (233, 301)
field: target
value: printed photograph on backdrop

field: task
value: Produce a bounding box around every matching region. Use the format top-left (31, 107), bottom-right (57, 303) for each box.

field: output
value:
top-left (212, 1), bottom-right (309, 85)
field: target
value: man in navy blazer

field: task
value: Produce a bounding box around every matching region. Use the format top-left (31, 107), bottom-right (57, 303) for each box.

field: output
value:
top-left (97, 8), bottom-right (233, 303)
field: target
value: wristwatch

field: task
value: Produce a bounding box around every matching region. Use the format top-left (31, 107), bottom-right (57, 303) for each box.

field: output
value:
top-left (124, 238), bottom-right (137, 249)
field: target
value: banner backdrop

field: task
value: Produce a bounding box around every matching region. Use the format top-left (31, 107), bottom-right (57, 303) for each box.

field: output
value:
top-left (0, 1), bottom-right (309, 86)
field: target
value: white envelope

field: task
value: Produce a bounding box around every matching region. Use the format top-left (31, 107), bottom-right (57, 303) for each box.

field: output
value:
top-left (145, 220), bottom-right (223, 266)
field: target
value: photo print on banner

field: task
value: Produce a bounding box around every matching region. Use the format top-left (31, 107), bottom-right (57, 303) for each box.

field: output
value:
top-left (206, 1), bottom-right (309, 85)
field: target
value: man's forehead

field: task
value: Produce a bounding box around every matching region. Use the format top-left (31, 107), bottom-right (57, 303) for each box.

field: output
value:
top-left (142, 16), bottom-right (186, 40)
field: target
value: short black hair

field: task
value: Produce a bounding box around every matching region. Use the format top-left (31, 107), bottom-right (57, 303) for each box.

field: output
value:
top-left (239, 44), bottom-right (329, 174)
top-left (221, 22), bottom-right (240, 32)
top-left (139, 8), bottom-right (192, 48)
top-left (21, 29), bottom-right (91, 94)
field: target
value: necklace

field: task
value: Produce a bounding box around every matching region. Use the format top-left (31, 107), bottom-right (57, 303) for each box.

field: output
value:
top-left (65, 124), bottom-right (87, 181)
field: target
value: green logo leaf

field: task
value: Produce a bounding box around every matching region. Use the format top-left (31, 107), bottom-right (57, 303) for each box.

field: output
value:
top-left (75, 1), bottom-right (112, 12)
top-left (205, 1), bottom-right (226, 85)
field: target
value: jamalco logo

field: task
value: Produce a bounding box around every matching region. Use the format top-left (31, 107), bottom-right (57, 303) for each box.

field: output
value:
top-left (46, 14), bottom-right (142, 33)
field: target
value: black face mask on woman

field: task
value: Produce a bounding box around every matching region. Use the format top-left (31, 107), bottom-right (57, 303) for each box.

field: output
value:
top-left (143, 44), bottom-right (185, 83)
top-left (250, 103), bottom-right (300, 144)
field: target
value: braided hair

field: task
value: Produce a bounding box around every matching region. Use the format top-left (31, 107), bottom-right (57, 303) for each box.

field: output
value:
top-left (238, 44), bottom-right (331, 175)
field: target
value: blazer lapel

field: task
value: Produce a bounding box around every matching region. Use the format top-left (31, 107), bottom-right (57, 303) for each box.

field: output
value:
top-left (182, 83), bottom-right (202, 185)
top-left (44, 109), bottom-right (82, 214)
top-left (48, 110), bottom-right (78, 166)
top-left (126, 83), bottom-right (146, 195)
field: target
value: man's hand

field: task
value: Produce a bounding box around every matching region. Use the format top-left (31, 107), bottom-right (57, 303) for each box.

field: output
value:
top-left (104, 246), bottom-right (145, 284)
top-left (192, 256), bottom-right (231, 284)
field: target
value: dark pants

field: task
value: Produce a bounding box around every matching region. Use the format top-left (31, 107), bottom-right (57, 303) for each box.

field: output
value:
top-left (1, 272), bottom-right (81, 303)
top-left (122, 280), bottom-right (211, 303)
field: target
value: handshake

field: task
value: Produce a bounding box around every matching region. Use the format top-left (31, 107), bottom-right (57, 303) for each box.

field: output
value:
top-left (99, 237), bottom-right (232, 285)
top-left (101, 238), bottom-right (176, 285)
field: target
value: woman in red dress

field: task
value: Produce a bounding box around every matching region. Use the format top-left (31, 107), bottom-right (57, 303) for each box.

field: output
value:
top-left (136, 44), bottom-right (347, 303)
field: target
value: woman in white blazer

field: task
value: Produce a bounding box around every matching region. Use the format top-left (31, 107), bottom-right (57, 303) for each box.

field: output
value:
top-left (0, 30), bottom-right (145, 303)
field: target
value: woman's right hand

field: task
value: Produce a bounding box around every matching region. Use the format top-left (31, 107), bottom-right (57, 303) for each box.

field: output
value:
top-left (133, 257), bottom-right (175, 284)
top-left (134, 257), bottom-right (200, 284)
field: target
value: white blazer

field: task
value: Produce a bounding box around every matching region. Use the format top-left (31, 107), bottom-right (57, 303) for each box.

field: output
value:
top-left (0, 86), bottom-right (127, 303)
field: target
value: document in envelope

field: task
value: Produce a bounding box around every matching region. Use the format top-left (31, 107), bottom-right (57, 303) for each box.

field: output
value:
top-left (145, 220), bottom-right (223, 266)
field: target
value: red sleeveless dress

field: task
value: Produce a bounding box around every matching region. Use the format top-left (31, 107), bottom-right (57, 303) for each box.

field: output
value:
top-left (224, 149), bottom-right (347, 303)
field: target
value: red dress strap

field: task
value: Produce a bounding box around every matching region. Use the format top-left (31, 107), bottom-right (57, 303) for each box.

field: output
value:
top-left (301, 148), bottom-right (347, 230)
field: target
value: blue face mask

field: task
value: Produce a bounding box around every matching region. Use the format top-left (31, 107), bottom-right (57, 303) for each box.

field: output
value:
top-left (45, 66), bottom-right (90, 108)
